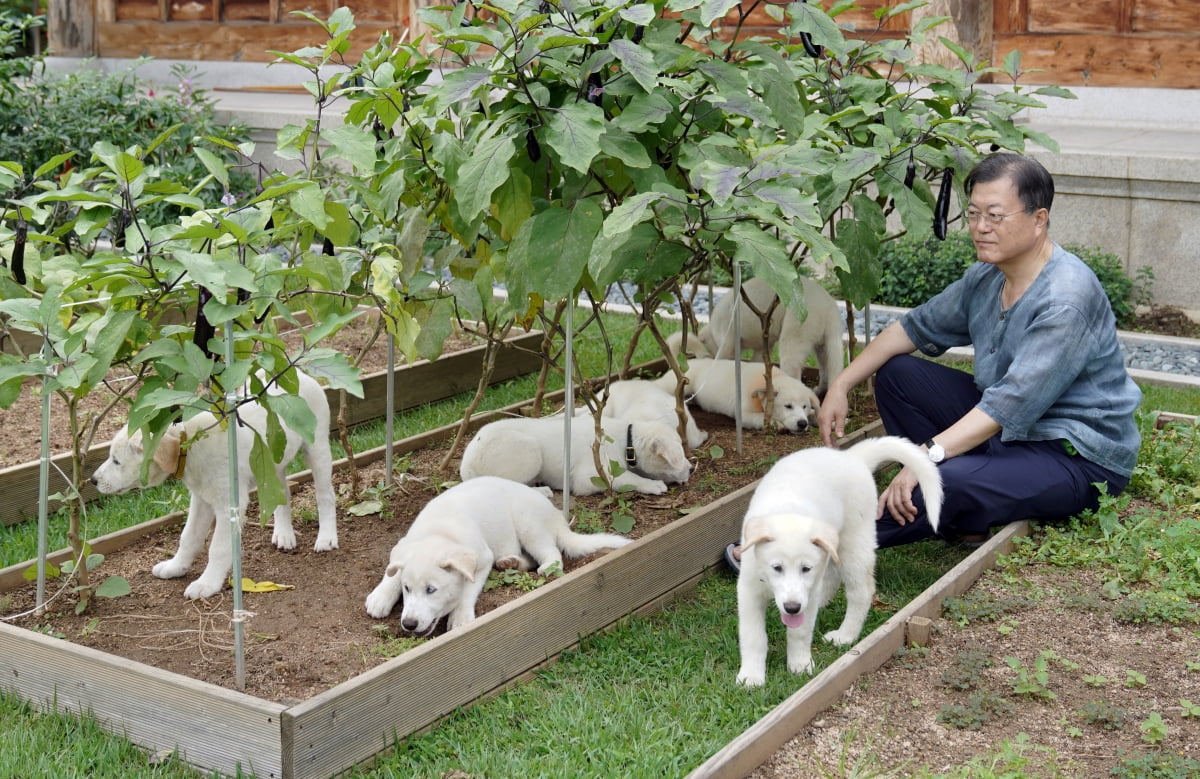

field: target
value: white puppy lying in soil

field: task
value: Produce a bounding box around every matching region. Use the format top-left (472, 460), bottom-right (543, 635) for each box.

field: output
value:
top-left (459, 414), bottom-right (692, 495)
top-left (364, 476), bottom-right (631, 633)
top-left (653, 358), bottom-right (820, 433)
top-left (736, 436), bottom-right (942, 686)
top-left (91, 370), bottom-right (338, 600)
top-left (590, 378), bottom-right (707, 449)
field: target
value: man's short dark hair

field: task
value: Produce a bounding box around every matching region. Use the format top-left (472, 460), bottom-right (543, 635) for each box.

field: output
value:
top-left (964, 153), bottom-right (1054, 214)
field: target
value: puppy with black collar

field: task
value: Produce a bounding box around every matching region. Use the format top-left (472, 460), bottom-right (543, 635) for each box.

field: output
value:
top-left (459, 415), bottom-right (691, 495)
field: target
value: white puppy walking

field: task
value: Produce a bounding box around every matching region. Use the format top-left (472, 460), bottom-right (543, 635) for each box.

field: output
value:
top-left (460, 415), bottom-right (691, 495)
top-left (736, 436), bottom-right (942, 686)
top-left (91, 370), bottom-right (338, 600)
top-left (365, 476), bottom-right (630, 633)
top-left (653, 358), bottom-right (820, 433)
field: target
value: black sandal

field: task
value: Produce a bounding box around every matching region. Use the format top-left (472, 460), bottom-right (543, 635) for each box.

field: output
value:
top-left (723, 542), bottom-right (741, 574)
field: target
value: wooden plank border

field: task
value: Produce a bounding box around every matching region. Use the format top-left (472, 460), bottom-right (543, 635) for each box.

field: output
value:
top-left (0, 329), bottom-right (543, 527)
top-left (0, 620), bottom-right (288, 778)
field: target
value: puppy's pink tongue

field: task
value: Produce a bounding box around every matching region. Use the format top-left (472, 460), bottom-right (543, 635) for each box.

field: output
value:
top-left (781, 612), bottom-right (805, 629)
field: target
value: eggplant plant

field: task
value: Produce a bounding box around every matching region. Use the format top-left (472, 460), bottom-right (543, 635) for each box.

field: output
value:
top-left (274, 0), bottom-right (1070, 441)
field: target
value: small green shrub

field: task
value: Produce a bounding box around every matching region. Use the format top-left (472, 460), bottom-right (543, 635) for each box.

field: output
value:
top-left (876, 231), bottom-right (976, 308)
top-left (874, 232), bottom-right (1142, 327)
top-left (1111, 750), bottom-right (1200, 779)
top-left (941, 590), bottom-right (1034, 627)
top-left (0, 60), bottom-right (253, 223)
top-left (938, 646), bottom-right (993, 691)
top-left (1078, 699), bottom-right (1128, 730)
top-left (936, 691), bottom-right (1015, 730)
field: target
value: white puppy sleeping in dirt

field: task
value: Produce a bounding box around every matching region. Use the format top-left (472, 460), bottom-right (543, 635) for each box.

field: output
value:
top-left (365, 476), bottom-right (630, 633)
top-left (587, 379), bottom-right (707, 449)
top-left (91, 370), bottom-right (338, 600)
top-left (736, 436), bottom-right (942, 686)
top-left (653, 358), bottom-right (820, 433)
top-left (460, 414), bottom-right (691, 495)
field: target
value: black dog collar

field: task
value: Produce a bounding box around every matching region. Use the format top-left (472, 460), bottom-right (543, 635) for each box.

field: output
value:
top-left (625, 424), bottom-right (638, 470)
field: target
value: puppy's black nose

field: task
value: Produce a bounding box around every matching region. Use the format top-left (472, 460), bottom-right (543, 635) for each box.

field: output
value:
top-left (89, 474), bottom-right (98, 486)
top-left (401, 618), bottom-right (419, 632)
top-left (783, 602), bottom-right (802, 615)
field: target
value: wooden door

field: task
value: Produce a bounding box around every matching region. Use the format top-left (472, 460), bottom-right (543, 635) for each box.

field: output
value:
top-left (993, 0), bottom-right (1200, 87)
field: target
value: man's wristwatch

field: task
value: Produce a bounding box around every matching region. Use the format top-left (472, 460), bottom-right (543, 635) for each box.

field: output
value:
top-left (924, 438), bottom-right (946, 463)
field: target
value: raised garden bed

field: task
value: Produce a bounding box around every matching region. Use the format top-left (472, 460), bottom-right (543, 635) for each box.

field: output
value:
top-left (0, 327), bottom-right (544, 526)
top-left (0, 385), bottom-right (794, 778)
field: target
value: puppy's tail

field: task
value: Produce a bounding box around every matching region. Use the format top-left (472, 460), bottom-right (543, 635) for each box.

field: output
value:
top-left (846, 436), bottom-right (943, 532)
top-left (556, 528), bottom-right (632, 559)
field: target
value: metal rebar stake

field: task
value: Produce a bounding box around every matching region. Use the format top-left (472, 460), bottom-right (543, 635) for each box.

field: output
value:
top-left (224, 321), bottom-right (246, 690)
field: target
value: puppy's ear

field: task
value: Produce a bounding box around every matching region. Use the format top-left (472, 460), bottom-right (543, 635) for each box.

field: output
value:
top-left (441, 550), bottom-right (478, 582)
top-left (741, 517), bottom-right (774, 551)
top-left (151, 431), bottom-right (181, 477)
top-left (812, 534), bottom-right (841, 566)
top-left (749, 388), bottom-right (766, 414)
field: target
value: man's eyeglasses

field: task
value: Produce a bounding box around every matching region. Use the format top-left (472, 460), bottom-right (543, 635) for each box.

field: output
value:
top-left (965, 209), bottom-right (1030, 226)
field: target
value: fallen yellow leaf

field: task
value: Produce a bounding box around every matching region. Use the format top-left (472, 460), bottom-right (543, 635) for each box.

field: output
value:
top-left (239, 578), bottom-right (296, 593)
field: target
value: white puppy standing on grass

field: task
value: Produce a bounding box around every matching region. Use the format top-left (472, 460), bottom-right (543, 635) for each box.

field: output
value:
top-left (91, 370), bottom-right (338, 600)
top-left (459, 414), bottom-right (692, 495)
top-left (735, 436), bottom-right (943, 686)
top-left (365, 476), bottom-right (631, 633)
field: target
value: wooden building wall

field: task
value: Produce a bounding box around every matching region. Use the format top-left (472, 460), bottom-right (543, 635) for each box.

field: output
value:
top-left (47, 1), bottom-right (1200, 89)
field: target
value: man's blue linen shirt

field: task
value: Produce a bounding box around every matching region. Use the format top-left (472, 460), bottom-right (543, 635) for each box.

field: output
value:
top-left (899, 244), bottom-right (1142, 477)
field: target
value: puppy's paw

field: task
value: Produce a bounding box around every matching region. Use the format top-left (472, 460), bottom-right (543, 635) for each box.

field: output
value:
top-left (535, 557), bottom-right (565, 576)
top-left (183, 577), bottom-right (223, 600)
top-left (823, 627), bottom-right (860, 647)
top-left (642, 480), bottom-right (668, 495)
top-left (787, 654), bottom-right (815, 676)
top-left (152, 559), bottom-right (189, 580)
top-left (494, 555), bottom-right (522, 571)
top-left (312, 533), bottom-right (339, 553)
top-left (447, 609), bottom-right (476, 631)
top-left (736, 668), bottom-right (765, 687)
top-left (364, 586), bottom-right (398, 619)
top-left (534, 486), bottom-right (554, 498)
top-left (272, 527), bottom-right (298, 550)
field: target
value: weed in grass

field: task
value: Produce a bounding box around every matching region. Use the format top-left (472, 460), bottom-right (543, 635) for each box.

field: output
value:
top-left (483, 568), bottom-right (553, 593)
top-left (367, 625), bottom-right (427, 660)
top-left (937, 646), bottom-right (993, 691)
top-left (1125, 669), bottom-right (1148, 688)
top-left (935, 691), bottom-right (1016, 730)
top-left (1139, 711), bottom-right (1169, 745)
top-left (813, 728), bottom-right (910, 778)
top-left (891, 645), bottom-right (930, 670)
top-left (1005, 651), bottom-right (1062, 701)
top-left (941, 590), bottom-right (1034, 627)
top-left (1111, 749), bottom-right (1200, 779)
top-left (1112, 591), bottom-right (1200, 625)
top-left (1077, 699), bottom-right (1129, 730)
top-left (912, 733), bottom-right (1076, 778)
top-left (1180, 699), bottom-right (1200, 718)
